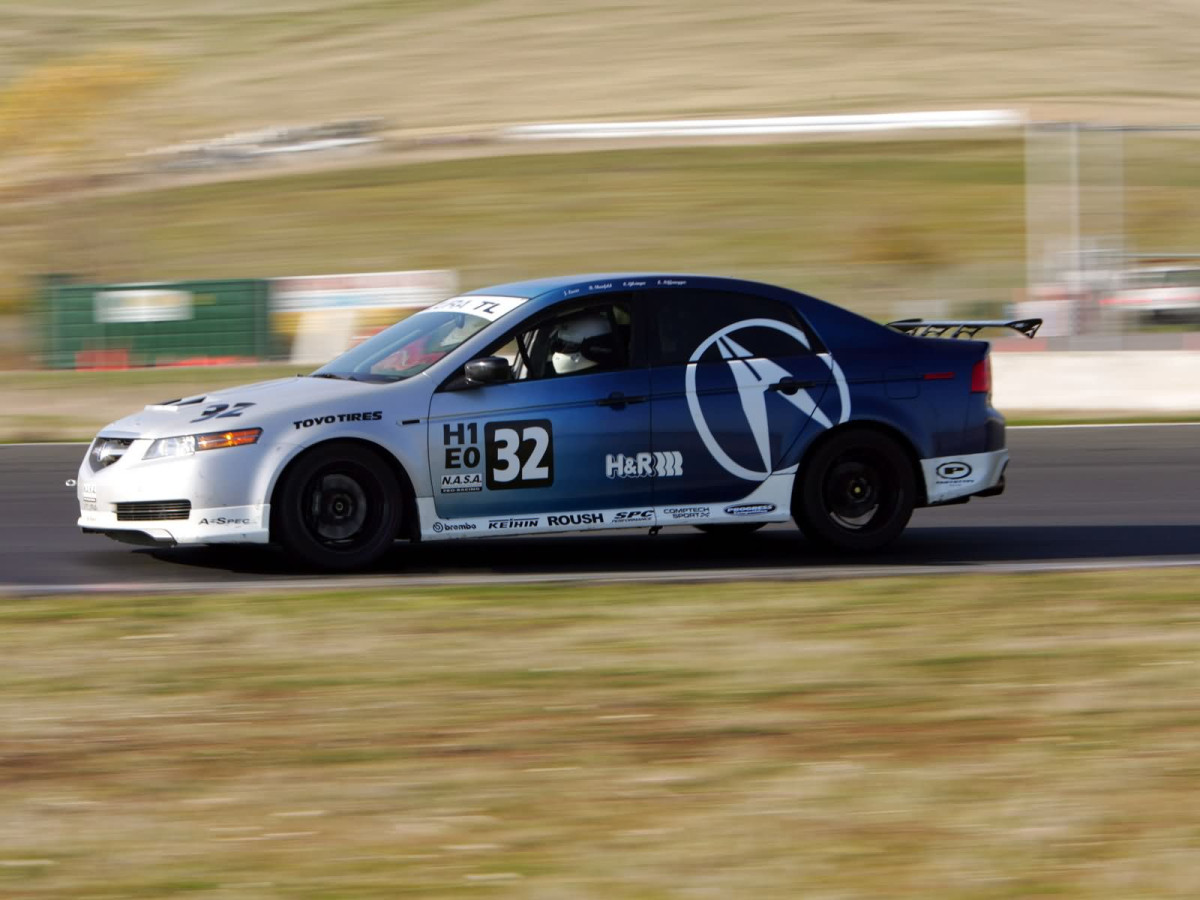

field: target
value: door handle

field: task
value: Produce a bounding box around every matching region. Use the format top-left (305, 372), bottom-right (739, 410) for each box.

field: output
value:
top-left (596, 392), bottom-right (647, 410)
top-left (767, 378), bottom-right (819, 395)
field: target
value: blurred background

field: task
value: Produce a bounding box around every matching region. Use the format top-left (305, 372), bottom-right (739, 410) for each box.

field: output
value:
top-left (5, 1), bottom-right (1200, 385)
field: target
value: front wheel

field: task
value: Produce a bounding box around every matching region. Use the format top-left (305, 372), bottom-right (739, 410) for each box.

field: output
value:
top-left (274, 443), bottom-right (404, 571)
top-left (793, 429), bottom-right (916, 553)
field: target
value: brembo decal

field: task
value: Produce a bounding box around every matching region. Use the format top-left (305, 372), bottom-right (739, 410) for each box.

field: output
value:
top-left (686, 318), bottom-right (850, 481)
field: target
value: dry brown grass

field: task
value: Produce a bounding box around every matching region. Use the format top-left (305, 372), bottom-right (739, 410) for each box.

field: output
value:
top-left (4, 0), bottom-right (1200, 162)
top-left (3, 571), bottom-right (1200, 897)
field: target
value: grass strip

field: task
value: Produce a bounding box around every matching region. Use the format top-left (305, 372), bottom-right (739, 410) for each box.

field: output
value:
top-left (4, 570), bottom-right (1200, 897)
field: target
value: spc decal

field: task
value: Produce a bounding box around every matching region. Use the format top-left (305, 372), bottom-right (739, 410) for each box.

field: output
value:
top-left (663, 505), bottom-right (710, 520)
top-left (613, 510), bottom-right (653, 523)
top-left (686, 319), bottom-right (850, 481)
top-left (441, 421), bottom-right (484, 492)
top-left (605, 451), bottom-right (683, 479)
top-left (484, 420), bottom-right (553, 490)
top-left (293, 411), bottom-right (383, 429)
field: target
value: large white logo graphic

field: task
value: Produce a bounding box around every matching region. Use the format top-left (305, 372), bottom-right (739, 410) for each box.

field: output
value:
top-left (686, 318), bottom-right (850, 481)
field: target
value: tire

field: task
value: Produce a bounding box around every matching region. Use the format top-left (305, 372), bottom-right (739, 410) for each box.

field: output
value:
top-left (694, 523), bottom-right (766, 536)
top-left (793, 429), bottom-right (916, 553)
top-left (274, 443), bottom-right (404, 571)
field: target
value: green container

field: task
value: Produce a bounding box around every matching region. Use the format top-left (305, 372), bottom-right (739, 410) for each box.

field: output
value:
top-left (42, 277), bottom-right (270, 369)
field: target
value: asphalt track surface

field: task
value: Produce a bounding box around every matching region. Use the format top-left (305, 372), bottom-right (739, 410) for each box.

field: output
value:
top-left (2, 425), bottom-right (1198, 593)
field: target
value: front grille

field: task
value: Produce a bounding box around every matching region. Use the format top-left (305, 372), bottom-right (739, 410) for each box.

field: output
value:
top-left (115, 500), bottom-right (191, 521)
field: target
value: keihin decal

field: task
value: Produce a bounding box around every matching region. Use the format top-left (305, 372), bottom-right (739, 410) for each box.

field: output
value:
top-left (724, 503), bottom-right (777, 517)
top-left (605, 451), bottom-right (682, 478)
top-left (687, 319), bottom-right (850, 481)
top-left (488, 517), bottom-right (540, 530)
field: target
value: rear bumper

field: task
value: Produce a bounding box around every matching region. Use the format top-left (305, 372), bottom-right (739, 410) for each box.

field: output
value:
top-left (920, 449), bottom-right (1008, 505)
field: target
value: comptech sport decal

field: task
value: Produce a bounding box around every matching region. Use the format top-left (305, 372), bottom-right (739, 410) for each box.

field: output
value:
top-left (686, 318), bottom-right (850, 481)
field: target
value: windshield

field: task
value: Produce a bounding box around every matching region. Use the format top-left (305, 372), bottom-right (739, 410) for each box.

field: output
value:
top-left (312, 295), bottom-right (527, 382)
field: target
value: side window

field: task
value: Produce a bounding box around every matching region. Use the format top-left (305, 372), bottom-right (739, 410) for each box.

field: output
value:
top-left (505, 300), bottom-right (634, 381)
top-left (650, 289), bottom-right (819, 365)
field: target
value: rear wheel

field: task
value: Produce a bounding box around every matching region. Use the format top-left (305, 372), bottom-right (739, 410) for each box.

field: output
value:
top-left (275, 443), bottom-right (404, 571)
top-left (794, 429), bottom-right (915, 552)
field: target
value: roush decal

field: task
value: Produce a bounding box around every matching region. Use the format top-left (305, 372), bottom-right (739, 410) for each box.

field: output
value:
top-left (293, 411), bottom-right (382, 429)
top-left (605, 451), bottom-right (682, 479)
top-left (686, 318), bottom-right (850, 481)
top-left (724, 503), bottom-right (777, 517)
top-left (484, 420), bottom-right (553, 490)
top-left (546, 513), bottom-right (604, 526)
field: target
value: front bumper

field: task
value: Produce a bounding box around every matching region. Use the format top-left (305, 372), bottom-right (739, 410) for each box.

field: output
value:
top-left (76, 438), bottom-right (274, 546)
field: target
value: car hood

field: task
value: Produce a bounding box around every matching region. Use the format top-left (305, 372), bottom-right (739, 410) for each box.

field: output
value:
top-left (95, 375), bottom-right (418, 439)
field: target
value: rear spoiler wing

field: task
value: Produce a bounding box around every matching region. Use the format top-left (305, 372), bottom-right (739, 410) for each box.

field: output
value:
top-left (886, 318), bottom-right (1043, 340)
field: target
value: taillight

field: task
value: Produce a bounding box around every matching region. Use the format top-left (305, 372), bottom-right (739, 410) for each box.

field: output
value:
top-left (970, 356), bottom-right (992, 394)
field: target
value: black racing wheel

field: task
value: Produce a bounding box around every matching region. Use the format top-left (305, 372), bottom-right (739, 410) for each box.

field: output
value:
top-left (275, 443), bottom-right (404, 571)
top-left (793, 429), bottom-right (916, 552)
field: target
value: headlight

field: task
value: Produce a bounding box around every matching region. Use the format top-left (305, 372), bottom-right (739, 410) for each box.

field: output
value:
top-left (144, 428), bottom-right (262, 460)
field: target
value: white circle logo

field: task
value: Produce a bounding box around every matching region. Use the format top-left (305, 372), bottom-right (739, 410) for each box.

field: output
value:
top-left (685, 318), bottom-right (850, 481)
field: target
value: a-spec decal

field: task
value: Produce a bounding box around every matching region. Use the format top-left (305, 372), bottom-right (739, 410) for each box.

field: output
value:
top-left (686, 318), bottom-right (850, 482)
top-left (417, 294), bottom-right (527, 322)
top-left (293, 411), bottom-right (382, 429)
top-left (191, 401), bottom-right (255, 423)
top-left (605, 451), bottom-right (683, 479)
top-left (484, 419), bottom-right (554, 490)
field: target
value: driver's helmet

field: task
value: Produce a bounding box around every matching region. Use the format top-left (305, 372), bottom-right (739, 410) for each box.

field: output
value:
top-left (550, 312), bottom-right (613, 375)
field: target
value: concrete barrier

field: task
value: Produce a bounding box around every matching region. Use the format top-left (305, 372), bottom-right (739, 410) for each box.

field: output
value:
top-left (993, 351), bottom-right (1200, 413)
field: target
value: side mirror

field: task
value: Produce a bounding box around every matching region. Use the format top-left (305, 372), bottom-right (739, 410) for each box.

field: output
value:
top-left (463, 356), bottom-right (513, 387)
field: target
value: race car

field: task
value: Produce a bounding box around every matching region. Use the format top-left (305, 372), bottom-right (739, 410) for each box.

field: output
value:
top-left (76, 273), bottom-right (1039, 570)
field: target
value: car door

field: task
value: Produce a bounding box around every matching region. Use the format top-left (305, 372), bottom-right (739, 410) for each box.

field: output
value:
top-left (426, 295), bottom-right (652, 528)
top-left (647, 288), bottom-right (841, 519)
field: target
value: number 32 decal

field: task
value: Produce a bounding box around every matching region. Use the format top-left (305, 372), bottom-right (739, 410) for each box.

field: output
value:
top-left (191, 402), bottom-right (255, 423)
top-left (484, 420), bottom-right (554, 490)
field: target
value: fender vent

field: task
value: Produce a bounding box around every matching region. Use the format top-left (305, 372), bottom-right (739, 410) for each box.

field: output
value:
top-left (116, 500), bottom-right (191, 521)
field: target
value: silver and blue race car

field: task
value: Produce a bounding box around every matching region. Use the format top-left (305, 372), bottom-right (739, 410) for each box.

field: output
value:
top-left (76, 274), bottom-right (1039, 570)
